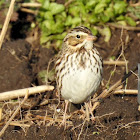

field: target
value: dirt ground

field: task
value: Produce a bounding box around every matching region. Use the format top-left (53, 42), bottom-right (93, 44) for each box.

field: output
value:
top-left (0, 10), bottom-right (140, 140)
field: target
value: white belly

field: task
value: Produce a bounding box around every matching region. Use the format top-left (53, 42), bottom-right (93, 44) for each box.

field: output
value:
top-left (61, 68), bottom-right (102, 104)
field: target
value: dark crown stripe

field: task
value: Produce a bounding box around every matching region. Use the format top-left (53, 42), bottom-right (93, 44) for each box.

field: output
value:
top-left (70, 26), bottom-right (92, 35)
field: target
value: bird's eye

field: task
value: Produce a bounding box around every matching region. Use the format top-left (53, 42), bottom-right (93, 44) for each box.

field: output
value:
top-left (76, 35), bottom-right (80, 38)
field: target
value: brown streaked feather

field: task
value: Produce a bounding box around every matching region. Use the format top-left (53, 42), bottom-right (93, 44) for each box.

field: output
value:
top-left (79, 54), bottom-right (86, 69)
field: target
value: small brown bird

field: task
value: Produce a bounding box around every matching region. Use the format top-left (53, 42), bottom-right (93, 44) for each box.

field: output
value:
top-left (55, 26), bottom-right (103, 123)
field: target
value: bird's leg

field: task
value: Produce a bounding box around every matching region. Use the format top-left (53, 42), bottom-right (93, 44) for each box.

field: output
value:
top-left (60, 100), bottom-right (69, 127)
top-left (84, 101), bottom-right (95, 121)
top-left (85, 102), bottom-right (90, 121)
top-left (88, 100), bottom-right (95, 121)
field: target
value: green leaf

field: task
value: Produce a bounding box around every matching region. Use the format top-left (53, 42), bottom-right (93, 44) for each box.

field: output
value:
top-left (37, 0), bottom-right (45, 4)
top-left (88, 14), bottom-right (98, 24)
top-left (54, 22), bottom-right (64, 34)
top-left (31, 22), bottom-right (36, 28)
top-left (93, 131), bottom-right (100, 135)
top-left (55, 40), bottom-right (63, 50)
top-left (68, 6), bottom-right (80, 17)
top-left (65, 16), bottom-right (73, 26)
top-left (86, 0), bottom-right (97, 9)
top-left (42, 20), bottom-right (55, 30)
top-left (65, 16), bottom-right (81, 26)
top-left (94, 2), bottom-right (107, 14)
top-left (110, 56), bottom-right (116, 60)
top-left (125, 16), bottom-right (136, 26)
top-left (104, 27), bottom-right (111, 42)
top-left (100, 13), bottom-right (110, 23)
top-left (100, 27), bottom-right (111, 42)
top-left (54, 32), bottom-right (67, 40)
top-left (55, 12), bottom-right (67, 22)
top-left (77, 1), bottom-right (86, 16)
top-left (91, 27), bottom-right (98, 36)
top-left (71, 17), bottom-right (81, 25)
top-left (103, 0), bottom-right (111, 3)
top-left (44, 11), bottom-right (53, 20)
top-left (42, 0), bottom-right (50, 9)
top-left (117, 21), bottom-right (127, 26)
top-left (40, 34), bottom-right (50, 44)
top-left (38, 11), bottom-right (45, 19)
top-left (38, 70), bottom-right (47, 83)
top-left (0, 0), bottom-right (5, 7)
top-left (116, 15), bottom-right (125, 21)
top-left (114, 1), bottom-right (127, 15)
top-left (49, 3), bottom-right (65, 15)
top-left (105, 6), bottom-right (115, 19)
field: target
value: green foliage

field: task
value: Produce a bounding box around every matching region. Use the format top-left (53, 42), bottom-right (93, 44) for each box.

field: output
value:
top-left (127, 6), bottom-right (140, 19)
top-left (0, 0), bottom-right (5, 7)
top-left (37, 0), bottom-right (137, 49)
top-left (101, 27), bottom-right (111, 42)
top-left (38, 70), bottom-right (47, 84)
top-left (93, 131), bottom-right (100, 135)
top-left (125, 16), bottom-right (136, 26)
top-left (38, 69), bottom-right (55, 84)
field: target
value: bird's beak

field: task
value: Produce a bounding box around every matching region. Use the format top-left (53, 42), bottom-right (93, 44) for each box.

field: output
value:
top-left (87, 35), bottom-right (97, 41)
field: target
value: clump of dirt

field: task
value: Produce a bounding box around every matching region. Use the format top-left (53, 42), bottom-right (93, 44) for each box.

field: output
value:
top-left (0, 40), bottom-right (33, 92)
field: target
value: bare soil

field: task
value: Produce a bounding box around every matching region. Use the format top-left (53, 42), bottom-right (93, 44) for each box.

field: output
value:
top-left (0, 10), bottom-right (140, 140)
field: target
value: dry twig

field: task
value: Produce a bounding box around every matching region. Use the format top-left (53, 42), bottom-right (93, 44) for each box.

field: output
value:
top-left (118, 121), bottom-right (140, 131)
top-left (92, 66), bottom-right (138, 112)
top-left (0, 90), bottom-right (29, 137)
top-left (20, 8), bottom-right (38, 14)
top-left (103, 60), bottom-right (128, 66)
top-left (0, 121), bottom-right (30, 127)
top-left (0, 0), bottom-right (15, 49)
top-left (0, 85), bottom-right (54, 101)
top-left (77, 120), bottom-right (86, 140)
top-left (114, 89), bottom-right (138, 94)
top-left (0, 108), bottom-right (2, 122)
top-left (35, 115), bottom-right (72, 125)
top-left (21, 3), bottom-right (41, 7)
top-left (130, 2), bottom-right (140, 7)
top-left (107, 23), bottom-right (140, 31)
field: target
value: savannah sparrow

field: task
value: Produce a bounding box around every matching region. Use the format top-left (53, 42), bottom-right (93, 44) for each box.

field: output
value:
top-left (55, 26), bottom-right (103, 104)
top-left (55, 26), bottom-right (103, 124)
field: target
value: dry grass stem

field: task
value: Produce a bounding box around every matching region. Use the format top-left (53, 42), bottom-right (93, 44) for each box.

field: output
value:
top-left (35, 115), bottom-right (72, 125)
top-left (0, 85), bottom-right (54, 101)
top-left (138, 105), bottom-right (140, 111)
top-left (0, 108), bottom-right (2, 122)
top-left (107, 23), bottom-right (140, 31)
top-left (0, 91), bottom-right (29, 137)
top-left (92, 66), bottom-right (137, 112)
top-left (92, 79), bottom-right (122, 112)
top-left (114, 89), bottom-right (138, 94)
top-left (0, 0), bottom-right (15, 49)
top-left (0, 121), bottom-right (30, 127)
top-left (21, 3), bottom-right (41, 7)
top-left (130, 2), bottom-right (140, 7)
top-left (20, 8), bottom-right (38, 14)
top-left (95, 112), bottom-right (115, 119)
top-left (118, 121), bottom-right (140, 131)
top-left (103, 60), bottom-right (129, 66)
top-left (77, 120), bottom-right (86, 140)
top-left (94, 79), bottom-right (122, 102)
top-left (105, 29), bottom-right (127, 90)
